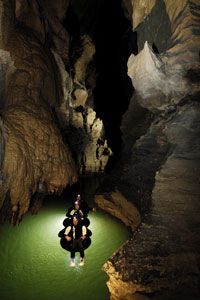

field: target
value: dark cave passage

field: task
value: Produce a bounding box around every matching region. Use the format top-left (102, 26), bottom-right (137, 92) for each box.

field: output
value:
top-left (93, 0), bottom-right (134, 160)
top-left (62, 0), bottom-right (138, 170)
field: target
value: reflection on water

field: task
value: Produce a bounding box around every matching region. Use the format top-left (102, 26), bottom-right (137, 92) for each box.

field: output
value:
top-left (0, 199), bottom-right (130, 300)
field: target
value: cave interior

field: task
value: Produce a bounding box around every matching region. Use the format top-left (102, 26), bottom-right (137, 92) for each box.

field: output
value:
top-left (0, 0), bottom-right (200, 299)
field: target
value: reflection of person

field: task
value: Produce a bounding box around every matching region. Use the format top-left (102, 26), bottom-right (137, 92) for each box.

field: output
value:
top-left (64, 215), bottom-right (87, 267)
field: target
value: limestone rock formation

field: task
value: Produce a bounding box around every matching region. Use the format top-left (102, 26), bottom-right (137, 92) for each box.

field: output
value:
top-left (0, 0), bottom-right (112, 222)
top-left (127, 0), bottom-right (200, 112)
top-left (95, 190), bottom-right (141, 230)
top-left (104, 103), bottom-right (200, 299)
top-left (1, 102), bottom-right (77, 224)
top-left (55, 34), bottom-right (112, 173)
top-left (127, 42), bottom-right (189, 112)
top-left (102, 1), bottom-right (200, 299)
top-left (131, 0), bottom-right (156, 29)
top-left (0, 0), bottom-right (77, 223)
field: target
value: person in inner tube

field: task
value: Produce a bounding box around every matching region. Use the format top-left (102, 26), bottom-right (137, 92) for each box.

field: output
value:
top-left (64, 214), bottom-right (87, 267)
top-left (76, 194), bottom-right (96, 216)
top-left (66, 198), bottom-right (84, 220)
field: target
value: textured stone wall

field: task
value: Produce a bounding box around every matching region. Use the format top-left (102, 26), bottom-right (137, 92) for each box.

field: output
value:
top-left (102, 0), bottom-right (200, 299)
top-left (0, 0), bottom-right (112, 223)
top-left (54, 34), bottom-right (112, 173)
top-left (128, 0), bottom-right (200, 112)
top-left (95, 190), bottom-right (141, 231)
top-left (0, 0), bottom-right (78, 223)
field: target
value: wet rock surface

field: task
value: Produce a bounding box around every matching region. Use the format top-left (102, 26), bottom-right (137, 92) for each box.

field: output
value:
top-left (100, 1), bottom-right (200, 299)
top-left (95, 190), bottom-right (141, 231)
top-left (103, 103), bottom-right (200, 299)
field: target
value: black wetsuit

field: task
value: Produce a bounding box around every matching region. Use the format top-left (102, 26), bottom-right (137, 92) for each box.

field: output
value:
top-left (80, 201), bottom-right (93, 216)
top-left (64, 224), bottom-right (86, 259)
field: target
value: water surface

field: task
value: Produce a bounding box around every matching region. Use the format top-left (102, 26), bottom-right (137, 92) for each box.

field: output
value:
top-left (0, 198), bottom-right (130, 300)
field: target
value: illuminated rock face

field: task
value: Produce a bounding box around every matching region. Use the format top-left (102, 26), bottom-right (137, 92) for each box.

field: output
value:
top-left (95, 190), bottom-right (141, 231)
top-left (132, 0), bottom-right (156, 29)
top-left (2, 102), bottom-right (77, 224)
top-left (127, 0), bottom-right (200, 112)
top-left (54, 35), bottom-right (112, 173)
top-left (106, 105), bottom-right (200, 299)
top-left (0, 0), bottom-right (111, 222)
top-left (103, 0), bottom-right (200, 299)
top-left (0, 0), bottom-right (77, 224)
top-left (127, 41), bottom-right (189, 112)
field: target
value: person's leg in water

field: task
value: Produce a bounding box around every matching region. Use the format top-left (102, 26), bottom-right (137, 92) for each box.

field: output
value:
top-left (77, 238), bottom-right (85, 266)
top-left (70, 250), bottom-right (75, 267)
top-left (70, 240), bottom-right (78, 267)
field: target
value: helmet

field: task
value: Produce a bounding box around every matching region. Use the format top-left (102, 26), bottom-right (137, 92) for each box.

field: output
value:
top-left (74, 200), bottom-right (81, 206)
top-left (73, 213), bottom-right (81, 221)
top-left (76, 194), bottom-right (81, 200)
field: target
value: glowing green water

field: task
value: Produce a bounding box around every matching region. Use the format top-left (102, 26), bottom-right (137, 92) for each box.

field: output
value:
top-left (0, 200), bottom-right (130, 300)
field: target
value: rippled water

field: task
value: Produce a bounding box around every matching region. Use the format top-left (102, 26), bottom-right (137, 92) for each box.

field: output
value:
top-left (0, 199), bottom-right (130, 300)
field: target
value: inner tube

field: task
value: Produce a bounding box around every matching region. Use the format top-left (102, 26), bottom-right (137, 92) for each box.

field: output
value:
top-left (59, 228), bottom-right (92, 252)
top-left (63, 217), bottom-right (90, 228)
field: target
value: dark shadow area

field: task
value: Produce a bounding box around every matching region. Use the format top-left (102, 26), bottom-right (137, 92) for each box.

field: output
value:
top-left (62, 3), bottom-right (80, 38)
top-left (152, 42), bottom-right (159, 54)
top-left (186, 68), bottom-right (200, 83)
top-left (93, 0), bottom-right (134, 169)
top-left (62, 3), bottom-right (81, 72)
top-left (0, 192), bottom-right (12, 224)
top-left (62, 1), bottom-right (138, 172)
top-left (136, 0), bottom-right (171, 53)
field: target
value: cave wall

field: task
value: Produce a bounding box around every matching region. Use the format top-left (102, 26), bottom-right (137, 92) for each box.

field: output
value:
top-left (55, 33), bottom-right (112, 173)
top-left (0, 0), bottom-right (199, 297)
top-left (0, 0), bottom-right (111, 223)
top-left (0, 0), bottom-right (79, 223)
top-left (101, 0), bottom-right (200, 299)
top-left (46, 0), bottom-right (112, 173)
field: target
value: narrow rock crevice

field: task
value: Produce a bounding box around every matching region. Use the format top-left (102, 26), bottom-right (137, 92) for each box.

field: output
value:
top-left (93, 0), bottom-right (134, 160)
